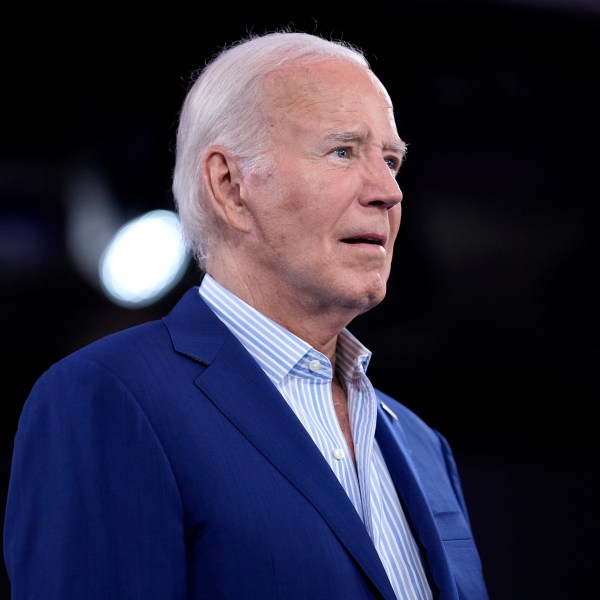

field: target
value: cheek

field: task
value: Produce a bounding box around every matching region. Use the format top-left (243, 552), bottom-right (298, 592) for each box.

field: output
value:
top-left (249, 167), bottom-right (342, 247)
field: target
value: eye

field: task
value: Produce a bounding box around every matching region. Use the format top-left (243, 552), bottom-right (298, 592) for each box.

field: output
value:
top-left (332, 147), bottom-right (351, 160)
top-left (385, 156), bottom-right (400, 172)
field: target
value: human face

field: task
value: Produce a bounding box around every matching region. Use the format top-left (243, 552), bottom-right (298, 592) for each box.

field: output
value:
top-left (242, 59), bottom-right (405, 325)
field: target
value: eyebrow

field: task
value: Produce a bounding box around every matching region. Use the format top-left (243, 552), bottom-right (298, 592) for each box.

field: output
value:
top-left (324, 130), bottom-right (407, 158)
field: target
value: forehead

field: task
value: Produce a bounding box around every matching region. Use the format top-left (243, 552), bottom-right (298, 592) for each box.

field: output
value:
top-left (263, 59), bottom-right (398, 134)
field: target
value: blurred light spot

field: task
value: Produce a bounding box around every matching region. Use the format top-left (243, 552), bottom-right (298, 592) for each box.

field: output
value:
top-left (64, 166), bottom-right (123, 288)
top-left (99, 210), bottom-right (190, 307)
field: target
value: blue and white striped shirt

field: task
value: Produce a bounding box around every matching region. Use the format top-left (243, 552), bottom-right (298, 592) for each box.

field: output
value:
top-left (199, 274), bottom-right (433, 600)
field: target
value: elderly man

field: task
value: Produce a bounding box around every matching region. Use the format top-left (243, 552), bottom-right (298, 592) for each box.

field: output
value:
top-left (4, 30), bottom-right (489, 599)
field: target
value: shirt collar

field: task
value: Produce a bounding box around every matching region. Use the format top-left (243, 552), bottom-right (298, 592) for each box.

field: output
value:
top-left (199, 274), bottom-right (372, 386)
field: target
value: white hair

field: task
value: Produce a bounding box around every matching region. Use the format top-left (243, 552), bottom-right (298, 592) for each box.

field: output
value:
top-left (171, 29), bottom-right (371, 270)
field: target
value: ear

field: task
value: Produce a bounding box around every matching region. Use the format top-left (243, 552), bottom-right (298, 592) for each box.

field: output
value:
top-left (202, 147), bottom-right (251, 232)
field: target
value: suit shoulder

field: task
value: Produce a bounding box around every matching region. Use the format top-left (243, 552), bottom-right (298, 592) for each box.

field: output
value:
top-left (76, 318), bottom-right (167, 357)
top-left (374, 387), bottom-right (453, 450)
top-left (374, 388), bottom-right (430, 429)
top-left (47, 286), bottom-right (204, 372)
top-left (38, 318), bottom-right (170, 384)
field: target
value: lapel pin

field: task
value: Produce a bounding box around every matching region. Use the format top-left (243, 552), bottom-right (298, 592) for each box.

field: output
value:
top-left (380, 402), bottom-right (398, 421)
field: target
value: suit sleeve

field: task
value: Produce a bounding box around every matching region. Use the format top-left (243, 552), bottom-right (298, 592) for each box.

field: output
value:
top-left (4, 358), bottom-right (187, 599)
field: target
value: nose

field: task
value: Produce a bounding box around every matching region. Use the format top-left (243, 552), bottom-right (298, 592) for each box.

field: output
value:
top-left (360, 163), bottom-right (403, 210)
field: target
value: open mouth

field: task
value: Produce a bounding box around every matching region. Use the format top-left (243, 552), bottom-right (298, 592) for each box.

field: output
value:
top-left (341, 236), bottom-right (384, 246)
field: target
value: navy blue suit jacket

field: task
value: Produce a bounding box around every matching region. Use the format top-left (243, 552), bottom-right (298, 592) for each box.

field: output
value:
top-left (4, 287), bottom-right (489, 599)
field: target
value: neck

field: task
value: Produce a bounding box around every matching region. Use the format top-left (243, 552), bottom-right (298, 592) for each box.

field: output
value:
top-left (205, 269), bottom-right (356, 363)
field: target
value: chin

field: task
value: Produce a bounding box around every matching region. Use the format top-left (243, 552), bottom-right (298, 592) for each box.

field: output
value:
top-left (345, 284), bottom-right (387, 315)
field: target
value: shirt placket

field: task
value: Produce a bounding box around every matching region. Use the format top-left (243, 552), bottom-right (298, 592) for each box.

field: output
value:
top-left (348, 363), bottom-right (377, 539)
top-left (300, 351), bottom-right (364, 519)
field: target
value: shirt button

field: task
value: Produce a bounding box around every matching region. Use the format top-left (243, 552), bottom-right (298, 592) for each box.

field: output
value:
top-left (308, 360), bottom-right (321, 372)
top-left (333, 448), bottom-right (344, 460)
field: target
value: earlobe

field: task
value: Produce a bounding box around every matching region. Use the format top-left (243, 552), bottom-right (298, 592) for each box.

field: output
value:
top-left (203, 148), bottom-right (251, 232)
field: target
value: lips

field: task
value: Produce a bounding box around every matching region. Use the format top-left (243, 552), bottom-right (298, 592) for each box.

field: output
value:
top-left (340, 232), bottom-right (387, 247)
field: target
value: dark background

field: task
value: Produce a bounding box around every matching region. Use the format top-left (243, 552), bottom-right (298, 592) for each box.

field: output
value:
top-left (2, 1), bottom-right (599, 598)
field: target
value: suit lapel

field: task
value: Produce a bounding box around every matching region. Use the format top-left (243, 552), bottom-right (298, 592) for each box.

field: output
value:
top-left (376, 404), bottom-right (457, 599)
top-left (164, 289), bottom-right (397, 600)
